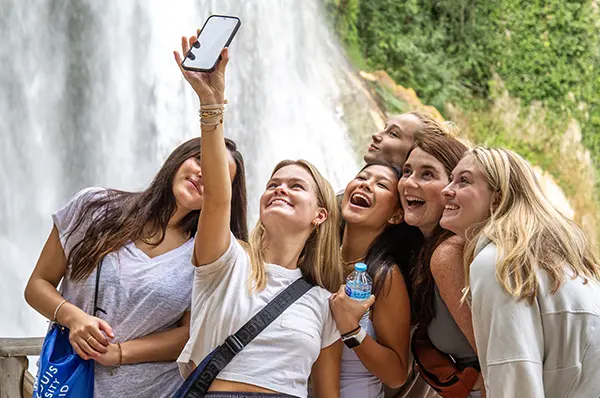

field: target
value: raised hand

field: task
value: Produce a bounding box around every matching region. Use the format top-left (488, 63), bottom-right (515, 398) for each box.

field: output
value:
top-left (173, 34), bottom-right (229, 105)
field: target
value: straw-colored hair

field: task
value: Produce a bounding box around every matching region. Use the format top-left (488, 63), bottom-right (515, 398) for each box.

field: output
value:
top-left (407, 110), bottom-right (459, 138)
top-left (247, 160), bottom-right (343, 293)
top-left (463, 147), bottom-right (600, 302)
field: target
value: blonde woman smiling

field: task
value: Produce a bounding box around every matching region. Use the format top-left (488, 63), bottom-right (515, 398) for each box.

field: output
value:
top-left (441, 148), bottom-right (600, 397)
top-left (174, 35), bottom-right (342, 398)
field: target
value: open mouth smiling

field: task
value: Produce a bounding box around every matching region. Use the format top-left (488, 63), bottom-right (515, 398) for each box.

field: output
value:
top-left (268, 198), bottom-right (293, 207)
top-left (349, 192), bottom-right (372, 208)
top-left (405, 195), bottom-right (425, 209)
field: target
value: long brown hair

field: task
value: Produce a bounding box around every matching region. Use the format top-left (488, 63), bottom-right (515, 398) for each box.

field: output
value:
top-left (247, 160), bottom-right (343, 293)
top-left (65, 137), bottom-right (248, 282)
top-left (408, 134), bottom-right (468, 326)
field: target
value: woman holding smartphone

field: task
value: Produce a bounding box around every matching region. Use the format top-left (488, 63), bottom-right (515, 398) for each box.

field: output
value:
top-left (24, 134), bottom-right (248, 398)
top-left (174, 35), bottom-right (342, 398)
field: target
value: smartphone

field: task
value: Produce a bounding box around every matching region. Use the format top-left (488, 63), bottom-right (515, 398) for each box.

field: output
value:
top-left (181, 15), bottom-right (241, 72)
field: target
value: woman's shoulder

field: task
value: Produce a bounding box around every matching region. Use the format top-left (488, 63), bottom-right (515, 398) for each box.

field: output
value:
top-left (71, 186), bottom-right (107, 200)
top-left (430, 235), bottom-right (465, 273)
top-left (303, 284), bottom-right (334, 311)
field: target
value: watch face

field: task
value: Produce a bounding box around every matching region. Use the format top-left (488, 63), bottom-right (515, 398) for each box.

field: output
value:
top-left (343, 337), bottom-right (360, 349)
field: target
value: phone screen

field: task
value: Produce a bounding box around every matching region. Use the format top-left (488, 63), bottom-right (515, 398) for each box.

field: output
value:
top-left (183, 16), bottom-right (240, 71)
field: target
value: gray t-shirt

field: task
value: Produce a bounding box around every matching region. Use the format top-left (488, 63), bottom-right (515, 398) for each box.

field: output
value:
top-left (52, 187), bottom-right (194, 398)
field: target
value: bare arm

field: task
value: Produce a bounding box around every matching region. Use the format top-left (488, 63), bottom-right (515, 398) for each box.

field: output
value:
top-left (431, 236), bottom-right (486, 395)
top-left (96, 312), bottom-right (191, 366)
top-left (24, 226), bottom-right (114, 360)
top-left (430, 236), bottom-right (477, 352)
top-left (310, 340), bottom-right (342, 398)
top-left (352, 268), bottom-right (412, 388)
top-left (174, 37), bottom-right (232, 267)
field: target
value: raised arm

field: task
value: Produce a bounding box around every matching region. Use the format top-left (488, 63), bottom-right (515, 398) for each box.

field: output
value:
top-left (174, 36), bottom-right (232, 266)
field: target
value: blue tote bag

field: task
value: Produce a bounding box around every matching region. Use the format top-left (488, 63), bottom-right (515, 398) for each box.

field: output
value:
top-left (34, 324), bottom-right (95, 398)
top-left (34, 261), bottom-right (106, 398)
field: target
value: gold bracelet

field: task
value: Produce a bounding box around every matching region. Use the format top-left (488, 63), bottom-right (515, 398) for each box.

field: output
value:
top-left (53, 299), bottom-right (68, 325)
top-left (199, 109), bottom-right (223, 118)
top-left (116, 342), bottom-right (123, 367)
top-left (201, 123), bottom-right (222, 133)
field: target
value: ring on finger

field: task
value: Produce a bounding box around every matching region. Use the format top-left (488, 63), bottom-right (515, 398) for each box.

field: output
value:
top-left (86, 336), bottom-right (94, 344)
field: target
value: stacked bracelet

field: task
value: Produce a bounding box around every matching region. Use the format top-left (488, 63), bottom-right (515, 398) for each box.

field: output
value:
top-left (199, 103), bottom-right (225, 132)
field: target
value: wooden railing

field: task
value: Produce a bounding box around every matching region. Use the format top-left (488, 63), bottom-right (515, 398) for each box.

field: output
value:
top-left (0, 337), bottom-right (44, 398)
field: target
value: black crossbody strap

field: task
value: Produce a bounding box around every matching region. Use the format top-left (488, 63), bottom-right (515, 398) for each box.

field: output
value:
top-left (185, 277), bottom-right (313, 397)
top-left (92, 259), bottom-right (106, 317)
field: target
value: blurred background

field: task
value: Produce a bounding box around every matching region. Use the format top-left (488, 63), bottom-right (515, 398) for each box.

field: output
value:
top-left (1, 0), bottom-right (598, 347)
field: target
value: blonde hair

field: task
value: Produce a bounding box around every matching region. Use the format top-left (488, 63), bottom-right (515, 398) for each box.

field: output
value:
top-left (463, 147), bottom-right (600, 302)
top-left (407, 110), bottom-right (458, 137)
top-left (247, 160), bottom-right (343, 293)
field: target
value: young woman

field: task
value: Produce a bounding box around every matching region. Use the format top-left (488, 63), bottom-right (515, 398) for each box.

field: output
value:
top-left (398, 134), bottom-right (484, 397)
top-left (441, 147), bottom-right (600, 397)
top-left (174, 36), bottom-right (342, 398)
top-left (24, 136), bottom-right (248, 398)
top-left (330, 161), bottom-right (422, 398)
top-left (363, 111), bottom-right (451, 169)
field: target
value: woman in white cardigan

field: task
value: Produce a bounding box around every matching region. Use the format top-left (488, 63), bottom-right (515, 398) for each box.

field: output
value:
top-left (440, 147), bottom-right (600, 397)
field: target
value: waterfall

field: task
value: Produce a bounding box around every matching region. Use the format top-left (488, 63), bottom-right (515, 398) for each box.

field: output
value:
top-left (0, 0), bottom-right (359, 339)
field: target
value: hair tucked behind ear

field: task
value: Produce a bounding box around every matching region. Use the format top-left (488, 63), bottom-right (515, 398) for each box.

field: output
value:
top-left (462, 147), bottom-right (600, 303)
top-left (248, 160), bottom-right (343, 293)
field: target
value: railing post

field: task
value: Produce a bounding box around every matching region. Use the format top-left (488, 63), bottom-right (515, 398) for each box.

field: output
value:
top-left (0, 337), bottom-right (44, 398)
top-left (0, 355), bottom-right (28, 398)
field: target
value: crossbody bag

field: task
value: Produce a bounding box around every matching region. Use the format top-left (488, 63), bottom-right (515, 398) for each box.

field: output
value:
top-left (173, 277), bottom-right (314, 398)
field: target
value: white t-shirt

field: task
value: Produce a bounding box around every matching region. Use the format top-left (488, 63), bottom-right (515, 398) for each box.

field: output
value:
top-left (177, 234), bottom-right (340, 398)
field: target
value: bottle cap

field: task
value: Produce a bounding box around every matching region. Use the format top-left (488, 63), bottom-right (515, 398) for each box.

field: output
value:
top-left (354, 262), bottom-right (367, 272)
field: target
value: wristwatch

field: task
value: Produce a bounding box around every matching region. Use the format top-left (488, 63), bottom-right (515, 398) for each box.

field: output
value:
top-left (341, 327), bottom-right (367, 349)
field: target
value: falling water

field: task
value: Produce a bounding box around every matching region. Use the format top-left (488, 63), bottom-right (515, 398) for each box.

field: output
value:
top-left (0, 0), bottom-right (360, 339)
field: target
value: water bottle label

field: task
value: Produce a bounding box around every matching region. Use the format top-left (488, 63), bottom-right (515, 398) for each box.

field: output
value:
top-left (345, 285), bottom-right (371, 300)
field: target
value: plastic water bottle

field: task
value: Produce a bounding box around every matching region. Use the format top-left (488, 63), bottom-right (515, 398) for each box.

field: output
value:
top-left (345, 262), bottom-right (373, 326)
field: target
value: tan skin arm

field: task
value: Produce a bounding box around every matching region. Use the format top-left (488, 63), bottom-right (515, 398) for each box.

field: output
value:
top-left (95, 312), bottom-right (191, 366)
top-left (173, 38), bottom-right (232, 267)
top-left (330, 268), bottom-right (411, 388)
top-left (430, 236), bottom-right (477, 351)
top-left (430, 235), bottom-right (485, 395)
top-left (310, 340), bottom-right (343, 398)
top-left (24, 226), bottom-right (114, 360)
top-left (356, 268), bottom-right (412, 388)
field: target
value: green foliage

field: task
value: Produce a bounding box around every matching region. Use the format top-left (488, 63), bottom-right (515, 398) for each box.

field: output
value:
top-left (327, 0), bottom-right (600, 187)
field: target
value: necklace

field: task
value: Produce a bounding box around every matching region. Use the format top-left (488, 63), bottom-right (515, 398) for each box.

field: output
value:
top-left (339, 246), bottom-right (366, 268)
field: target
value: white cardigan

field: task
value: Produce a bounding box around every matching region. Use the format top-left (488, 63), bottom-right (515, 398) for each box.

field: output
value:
top-left (470, 240), bottom-right (600, 398)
